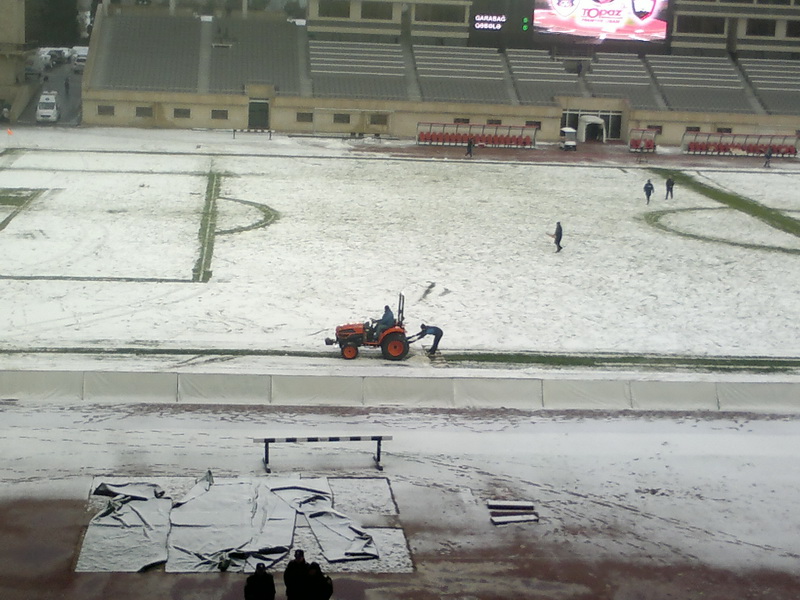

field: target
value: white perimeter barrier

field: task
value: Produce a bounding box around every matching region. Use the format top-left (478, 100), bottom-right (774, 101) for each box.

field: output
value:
top-left (1, 371), bottom-right (799, 413)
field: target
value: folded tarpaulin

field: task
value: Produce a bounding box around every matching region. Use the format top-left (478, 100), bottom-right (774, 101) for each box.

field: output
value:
top-left (270, 479), bottom-right (378, 562)
top-left (75, 482), bottom-right (172, 572)
top-left (305, 509), bottom-right (378, 562)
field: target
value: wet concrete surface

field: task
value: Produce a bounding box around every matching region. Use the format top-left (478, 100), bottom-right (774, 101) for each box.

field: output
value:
top-left (2, 496), bottom-right (800, 600)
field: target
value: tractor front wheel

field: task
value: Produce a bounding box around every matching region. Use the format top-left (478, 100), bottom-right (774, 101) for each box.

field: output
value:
top-left (341, 344), bottom-right (359, 360)
top-left (381, 333), bottom-right (409, 361)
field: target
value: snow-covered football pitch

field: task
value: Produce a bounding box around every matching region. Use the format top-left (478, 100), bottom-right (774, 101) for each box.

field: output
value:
top-left (1, 129), bottom-right (799, 362)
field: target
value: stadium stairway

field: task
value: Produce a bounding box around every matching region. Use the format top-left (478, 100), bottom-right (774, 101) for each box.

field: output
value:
top-left (641, 58), bottom-right (670, 111)
top-left (296, 25), bottom-right (313, 97)
top-left (731, 56), bottom-right (768, 115)
top-left (400, 39), bottom-right (422, 102)
top-left (498, 50), bottom-right (521, 106)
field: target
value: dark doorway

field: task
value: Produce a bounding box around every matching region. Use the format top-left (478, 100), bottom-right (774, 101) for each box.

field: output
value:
top-left (248, 101), bottom-right (269, 129)
top-left (586, 123), bottom-right (604, 142)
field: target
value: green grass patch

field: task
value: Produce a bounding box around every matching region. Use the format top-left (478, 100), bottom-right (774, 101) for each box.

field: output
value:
top-left (441, 351), bottom-right (800, 372)
top-left (642, 207), bottom-right (800, 255)
top-left (193, 172), bottom-right (220, 282)
top-left (3, 346), bottom-right (799, 373)
top-left (0, 188), bottom-right (38, 207)
top-left (649, 168), bottom-right (800, 238)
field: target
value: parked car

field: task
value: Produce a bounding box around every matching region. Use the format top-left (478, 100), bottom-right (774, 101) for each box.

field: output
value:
top-left (48, 49), bottom-right (68, 65)
top-left (35, 91), bottom-right (60, 123)
top-left (72, 46), bottom-right (88, 73)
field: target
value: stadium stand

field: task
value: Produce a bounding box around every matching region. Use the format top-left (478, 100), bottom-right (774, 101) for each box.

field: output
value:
top-left (413, 45), bottom-right (514, 104)
top-left (93, 15), bottom-right (200, 92)
top-left (506, 49), bottom-right (582, 106)
top-left (585, 53), bottom-right (661, 110)
top-left (309, 40), bottom-right (409, 100)
top-left (91, 15), bottom-right (301, 95)
top-left (209, 18), bottom-right (301, 95)
top-left (738, 58), bottom-right (800, 116)
top-left (645, 55), bottom-right (753, 113)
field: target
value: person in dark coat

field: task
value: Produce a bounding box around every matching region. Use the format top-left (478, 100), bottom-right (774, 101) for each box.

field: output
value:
top-left (373, 304), bottom-right (395, 340)
top-left (549, 221), bottom-right (563, 252)
top-left (764, 146), bottom-right (773, 168)
top-left (407, 323), bottom-right (444, 356)
top-left (306, 562), bottom-right (333, 600)
top-left (283, 550), bottom-right (308, 600)
top-left (665, 177), bottom-right (674, 199)
top-left (465, 137), bottom-right (474, 157)
top-left (644, 179), bottom-right (654, 204)
top-left (245, 563), bottom-right (276, 600)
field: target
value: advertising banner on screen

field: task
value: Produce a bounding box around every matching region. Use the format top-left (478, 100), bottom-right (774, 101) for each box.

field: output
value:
top-left (533, 0), bottom-right (669, 43)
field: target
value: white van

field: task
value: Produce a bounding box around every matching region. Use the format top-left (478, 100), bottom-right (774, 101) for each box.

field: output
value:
top-left (72, 46), bottom-right (88, 73)
top-left (36, 92), bottom-right (60, 123)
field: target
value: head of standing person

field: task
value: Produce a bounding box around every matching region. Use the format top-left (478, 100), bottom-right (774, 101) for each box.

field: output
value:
top-left (245, 562), bottom-right (275, 600)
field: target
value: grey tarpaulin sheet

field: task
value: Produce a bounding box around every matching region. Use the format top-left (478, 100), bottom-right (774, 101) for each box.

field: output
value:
top-left (167, 473), bottom-right (295, 573)
top-left (75, 482), bottom-right (171, 572)
top-left (77, 474), bottom-right (379, 573)
top-left (270, 483), bottom-right (378, 562)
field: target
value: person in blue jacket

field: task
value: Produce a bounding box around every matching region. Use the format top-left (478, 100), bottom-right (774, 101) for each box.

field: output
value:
top-left (644, 179), bottom-right (655, 204)
top-left (408, 323), bottom-right (444, 356)
top-left (373, 305), bottom-right (395, 340)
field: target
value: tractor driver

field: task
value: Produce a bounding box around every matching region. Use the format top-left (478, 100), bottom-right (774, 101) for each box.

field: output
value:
top-left (373, 305), bottom-right (395, 340)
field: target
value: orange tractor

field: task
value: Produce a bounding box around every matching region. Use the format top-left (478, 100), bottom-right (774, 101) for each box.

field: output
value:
top-left (325, 294), bottom-right (410, 360)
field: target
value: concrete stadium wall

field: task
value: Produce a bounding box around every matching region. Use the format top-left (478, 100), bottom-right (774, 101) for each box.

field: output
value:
top-left (2, 370), bottom-right (799, 413)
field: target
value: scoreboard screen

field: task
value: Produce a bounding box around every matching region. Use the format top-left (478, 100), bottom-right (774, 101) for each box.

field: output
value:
top-left (532, 0), bottom-right (670, 43)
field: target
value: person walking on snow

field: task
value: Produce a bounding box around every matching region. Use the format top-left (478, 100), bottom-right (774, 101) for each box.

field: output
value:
top-left (407, 324), bottom-right (444, 356)
top-left (644, 179), bottom-right (654, 204)
top-left (548, 221), bottom-right (563, 252)
top-left (465, 137), bottom-right (474, 158)
top-left (665, 177), bottom-right (674, 200)
top-left (764, 146), bottom-right (773, 168)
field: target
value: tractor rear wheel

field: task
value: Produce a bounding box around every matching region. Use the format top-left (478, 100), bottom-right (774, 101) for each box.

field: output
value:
top-left (381, 333), bottom-right (409, 361)
top-left (341, 344), bottom-right (359, 360)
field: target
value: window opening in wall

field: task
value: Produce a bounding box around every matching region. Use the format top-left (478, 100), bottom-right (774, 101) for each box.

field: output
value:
top-left (675, 15), bottom-right (725, 35)
top-left (319, 0), bottom-right (350, 18)
top-left (135, 106), bottom-right (153, 118)
top-left (647, 125), bottom-right (663, 134)
top-left (487, 119), bottom-right (502, 125)
top-left (97, 105), bottom-right (115, 116)
top-left (211, 109), bottom-right (229, 120)
top-left (361, 1), bottom-right (393, 20)
top-left (297, 112), bottom-right (313, 123)
top-left (686, 126), bottom-right (701, 132)
top-left (369, 113), bottom-right (389, 126)
top-left (174, 108), bottom-right (191, 119)
top-left (454, 117), bottom-right (470, 124)
top-left (333, 113), bottom-right (351, 124)
top-left (717, 127), bottom-right (732, 134)
top-left (746, 18), bottom-right (776, 36)
top-left (787, 21), bottom-right (800, 37)
top-left (525, 120), bottom-right (541, 128)
top-left (415, 4), bottom-right (464, 23)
